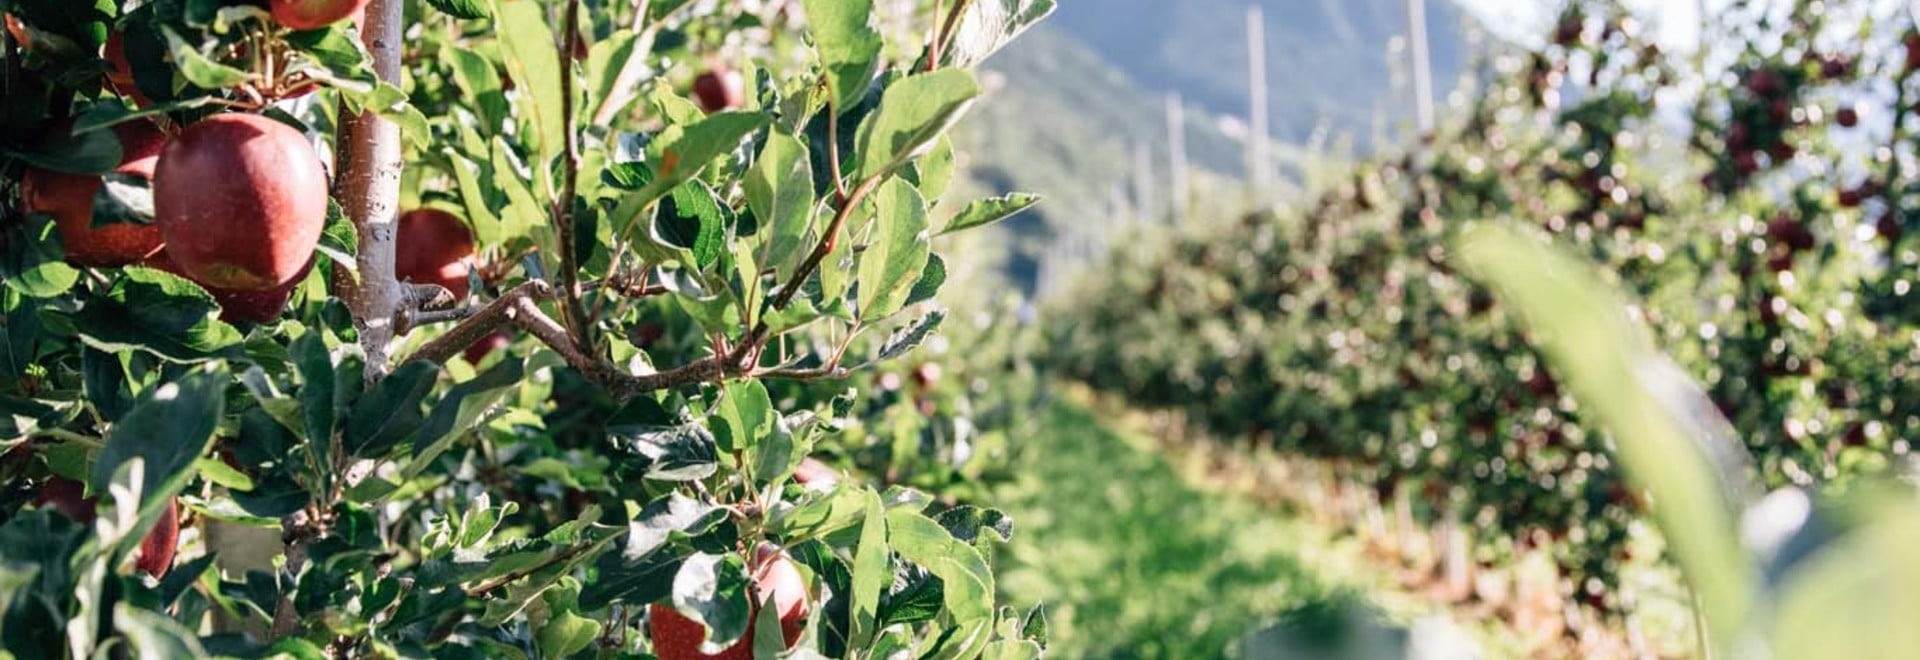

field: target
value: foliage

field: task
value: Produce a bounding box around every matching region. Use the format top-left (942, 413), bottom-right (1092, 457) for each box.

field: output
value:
top-left (1047, 0), bottom-right (1920, 622)
top-left (0, 0), bottom-right (1050, 657)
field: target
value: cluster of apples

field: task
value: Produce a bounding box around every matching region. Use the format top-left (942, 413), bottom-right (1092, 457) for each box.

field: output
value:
top-left (24, 113), bottom-right (327, 323)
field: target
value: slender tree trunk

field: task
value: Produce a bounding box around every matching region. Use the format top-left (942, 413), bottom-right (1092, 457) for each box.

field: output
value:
top-left (334, 0), bottom-right (407, 381)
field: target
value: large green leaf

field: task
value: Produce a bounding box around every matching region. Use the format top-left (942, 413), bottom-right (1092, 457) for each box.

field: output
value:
top-left (856, 179), bottom-right (931, 322)
top-left (746, 129), bottom-right (817, 282)
top-left (671, 553), bottom-right (753, 653)
top-left (886, 509), bottom-right (994, 622)
top-left (2, 214), bottom-right (80, 298)
top-left (1457, 223), bottom-right (1755, 644)
top-left (88, 365), bottom-right (226, 519)
top-left (492, 0), bottom-right (565, 180)
top-left (72, 267), bottom-right (242, 362)
top-left (854, 70), bottom-right (981, 182)
top-left (637, 111), bottom-right (770, 207)
top-left (344, 361), bottom-right (442, 457)
top-left (938, 0), bottom-right (1057, 68)
top-left (802, 0), bottom-right (882, 112)
top-left (711, 380), bottom-right (774, 454)
top-left (847, 489), bottom-right (888, 649)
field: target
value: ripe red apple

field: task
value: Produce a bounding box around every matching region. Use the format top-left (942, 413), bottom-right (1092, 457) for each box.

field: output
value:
top-left (1878, 213), bottom-right (1904, 242)
top-left (692, 68), bottom-right (745, 113)
top-left (154, 113), bottom-right (326, 291)
top-left (464, 331), bottom-right (511, 364)
top-left (1906, 32), bottom-right (1920, 72)
top-left (395, 208), bottom-right (477, 302)
top-left (649, 544), bottom-right (808, 660)
top-left (20, 120), bottom-right (167, 267)
top-left (1836, 105), bottom-right (1859, 128)
top-left (270, 0), bottom-right (371, 31)
top-left (792, 457), bottom-right (839, 486)
top-left (4, 13), bottom-right (31, 51)
top-left (34, 477), bottom-right (179, 578)
top-left (911, 362), bottom-right (942, 388)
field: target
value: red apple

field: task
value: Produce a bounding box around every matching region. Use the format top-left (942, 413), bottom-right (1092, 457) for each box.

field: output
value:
top-left (4, 13), bottom-right (31, 51)
top-left (464, 331), bottom-right (511, 364)
top-left (692, 68), bottom-right (745, 113)
top-left (395, 208), bottom-right (477, 302)
top-left (1836, 106), bottom-right (1860, 128)
top-left (270, 0), bottom-right (371, 31)
top-left (34, 477), bottom-right (179, 578)
top-left (154, 113), bottom-right (326, 291)
top-left (792, 457), bottom-right (839, 486)
top-left (911, 362), bottom-right (942, 388)
top-left (20, 120), bottom-right (167, 267)
top-left (649, 544), bottom-right (809, 660)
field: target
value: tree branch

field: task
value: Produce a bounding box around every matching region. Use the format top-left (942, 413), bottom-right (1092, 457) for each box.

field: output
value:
top-left (334, 0), bottom-right (408, 382)
top-left (401, 281), bottom-right (732, 400)
top-left (552, 0), bottom-right (597, 357)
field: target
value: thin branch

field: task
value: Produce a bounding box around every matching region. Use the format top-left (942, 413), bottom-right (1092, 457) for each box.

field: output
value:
top-left (741, 175), bottom-right (883, 356)
top-left (405, 281), bottom-right (555, 365)
top-left (466, 535), bottom-right (613, 598)
top-left (553, 0), bottom-right (597, 357)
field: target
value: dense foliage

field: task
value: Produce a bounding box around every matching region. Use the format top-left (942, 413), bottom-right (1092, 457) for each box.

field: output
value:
top-left (0, 0), bottom-right (1054, 657)
top-left (1048, 0), bottom-right (1920, 618)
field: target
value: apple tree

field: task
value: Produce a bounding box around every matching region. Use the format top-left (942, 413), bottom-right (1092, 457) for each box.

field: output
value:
top-left (0, 0), bottom-right (1053, 657)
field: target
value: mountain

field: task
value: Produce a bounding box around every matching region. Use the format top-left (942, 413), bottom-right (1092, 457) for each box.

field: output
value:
top-left (948, 0), bottom-right (1481, 295)
top-left (1044, 0), bottom-right (1476, 148)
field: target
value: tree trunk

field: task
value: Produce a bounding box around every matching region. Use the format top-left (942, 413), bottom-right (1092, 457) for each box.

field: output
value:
top-left (334, 0), bottom-right (407, 381)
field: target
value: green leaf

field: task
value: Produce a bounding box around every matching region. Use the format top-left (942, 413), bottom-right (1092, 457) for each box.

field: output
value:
top-left (579, 542), bottom-right (682, 611)
top-left (426, 0), bottom-right (490, 19)
top-left (802, 0), bottom-right (882, 112)
top-left (3, 214), bottom-right (79, 298)
top-left (886, 509), bottom-right (994, 622)
top-left (655, 181), bottom-right (728, 270)
top-left (638, 111), bottom-right (770, 205)
top-left (622, 493), bottom-right (729, 561)
top-left (344, 361), bottom-right (442, 457)
top-left (857, 178), bottom-right (931, 322)
top-left (712, 380), bottom-right (774, 454)
top-left (937, 0), bottom-right (1057, 68)
top-left (935, 505), bottom-right (1014, 544)
top-left (854, 70), bottom-right (981, 182)
top-left (611, 417), bottom-right (720, 482)
top-left (672, 553), bottom-right (753, 653)
top-left (909, 135), bottom-right (956, 202)
top-left (536, 581), bottom-right (603, 658)
top-left (492, 0), bottom-right (565, 179)
top-left (746, 129), bottom-right (817, 282)
top-left (414, 357), bottom-right (524, 456)
top-left (940, 193), bottom-right (1042, 236)
top-left (72, 267), bottom-right (242, 362)
top-left (1457, 223), bottom-right (1755, 643)
top-left (446, 47), bottom-right (510, 135)
top-left (6, 121), bottom-right (121, 175)
top-left (905, 254), bottom-right (946, 307)
top-left (115, 602), bottom-right (209, 658)
top-left (89, 365), bottom-right (226, 517)
top-left (871, 309), bottom-right (945, 364)
top-left (848, 489), bottom-right (888, 649)
top-left (160, 26), bottom-right (252, 89)
top-left (290, 334), bottom-right (336, 460)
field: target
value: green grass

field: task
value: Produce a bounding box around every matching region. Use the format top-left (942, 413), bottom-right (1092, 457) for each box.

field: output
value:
top-left (992, 401), bottom-right (1377, 658)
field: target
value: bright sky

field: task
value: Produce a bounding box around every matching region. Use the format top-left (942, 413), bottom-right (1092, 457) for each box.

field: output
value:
top-left (1452, 0), bottom-right (1703, 51)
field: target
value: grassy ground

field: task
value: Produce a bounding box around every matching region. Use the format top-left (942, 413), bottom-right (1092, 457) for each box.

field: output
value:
top-left (991, 401), bottom-right (1410, 658)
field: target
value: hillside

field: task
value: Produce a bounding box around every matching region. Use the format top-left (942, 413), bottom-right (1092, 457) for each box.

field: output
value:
top-left (952, 1), bottom-right (1479, 295)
